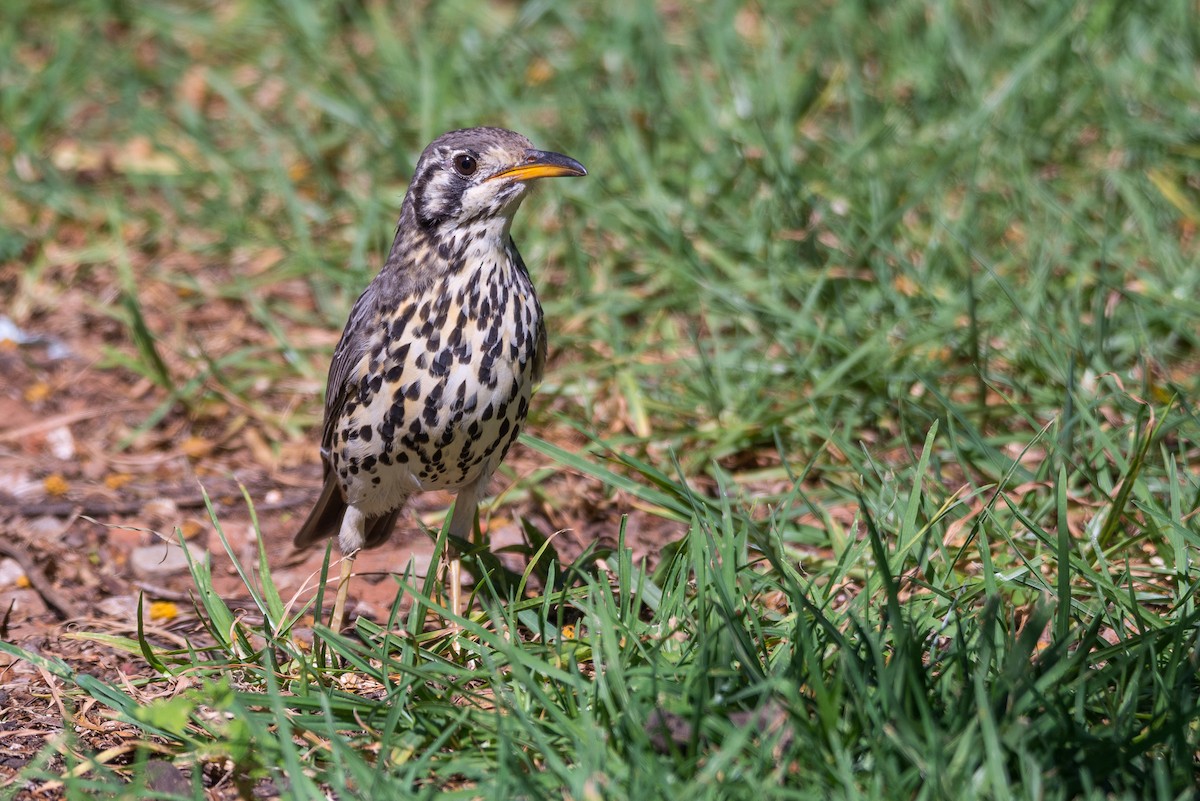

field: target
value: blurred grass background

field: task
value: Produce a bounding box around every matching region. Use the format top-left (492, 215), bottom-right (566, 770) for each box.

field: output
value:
top-left (3, 0), bottom-right (1200, 798)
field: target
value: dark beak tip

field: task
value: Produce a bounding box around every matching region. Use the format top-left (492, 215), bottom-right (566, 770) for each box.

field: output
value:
top-left (530, 149), bottom-right (587, 177)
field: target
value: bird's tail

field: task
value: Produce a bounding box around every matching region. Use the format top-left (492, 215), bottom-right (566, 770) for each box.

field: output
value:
top-left (293, 474), bottom-right (402, 550)
top-left (293, 474), bottom-right (346, 548)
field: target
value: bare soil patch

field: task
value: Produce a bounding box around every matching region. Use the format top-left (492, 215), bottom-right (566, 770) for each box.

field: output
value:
top-left (0, 300), bottom-right (682, 790)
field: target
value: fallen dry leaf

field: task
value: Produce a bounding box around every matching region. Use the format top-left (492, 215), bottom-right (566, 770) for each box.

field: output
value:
top-left (43, 474), bottom-right (70, 497)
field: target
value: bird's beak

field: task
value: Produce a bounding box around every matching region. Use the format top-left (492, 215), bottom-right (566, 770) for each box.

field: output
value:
top-left (489, 149), bottom-right (587, 182)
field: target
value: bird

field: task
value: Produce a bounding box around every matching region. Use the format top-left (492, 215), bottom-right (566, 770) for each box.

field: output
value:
top-left (293, 127), bottom-right (586, 632)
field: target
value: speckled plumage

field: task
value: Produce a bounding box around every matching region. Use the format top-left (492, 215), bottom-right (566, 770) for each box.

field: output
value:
top-left (294, 127), bottom-right (585, 624)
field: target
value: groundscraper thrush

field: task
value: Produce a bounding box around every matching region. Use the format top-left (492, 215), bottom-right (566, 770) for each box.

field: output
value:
top-left (294, 127), bottom-right (586, 629)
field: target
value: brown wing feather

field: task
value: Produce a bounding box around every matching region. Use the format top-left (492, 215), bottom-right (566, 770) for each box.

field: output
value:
top-left (293, 282), bottom-right (377, 548)
top-left (319, 286), bottom-right (378, 468)
top-left (509, 241), bottom-right (547, 384)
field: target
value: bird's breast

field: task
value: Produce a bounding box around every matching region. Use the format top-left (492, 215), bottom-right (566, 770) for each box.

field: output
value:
top-left (331, 249), bottom-right (544, 510)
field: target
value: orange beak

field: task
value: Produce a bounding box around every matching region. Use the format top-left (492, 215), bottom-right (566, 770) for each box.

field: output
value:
top-left (488, 149), bottom-right (587, 182)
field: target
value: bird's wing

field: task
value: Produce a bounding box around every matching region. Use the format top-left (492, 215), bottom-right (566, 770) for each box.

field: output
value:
top-left (508, 240), bottom-right (547, 384)
top-left (532, 320), bottom-right (547, 385)
top-left (318, 285), bottom-right (376, 476)
top-left (296, 284), bottom-right (395, 548)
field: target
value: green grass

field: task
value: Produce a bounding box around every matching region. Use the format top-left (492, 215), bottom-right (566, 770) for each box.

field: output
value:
top-left (3, 0), bottom-right (1200, 798)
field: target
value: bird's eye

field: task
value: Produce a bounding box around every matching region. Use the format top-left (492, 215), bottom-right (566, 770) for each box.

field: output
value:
top-left (453, 154), bottom-right (478, 176)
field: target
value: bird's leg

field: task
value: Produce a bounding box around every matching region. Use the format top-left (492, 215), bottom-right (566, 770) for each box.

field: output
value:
top-left (329, 550), bottom-right (357, 633)
top-left (445, 482), bottom-right (482, 623)
top-left (330, 505), bottom-right (367, 632)
top-left (447, 549), bottom-right (462, 625)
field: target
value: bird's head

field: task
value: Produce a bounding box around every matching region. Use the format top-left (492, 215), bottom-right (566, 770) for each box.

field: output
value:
top-left (407, 127), bottom-right (586, 235)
